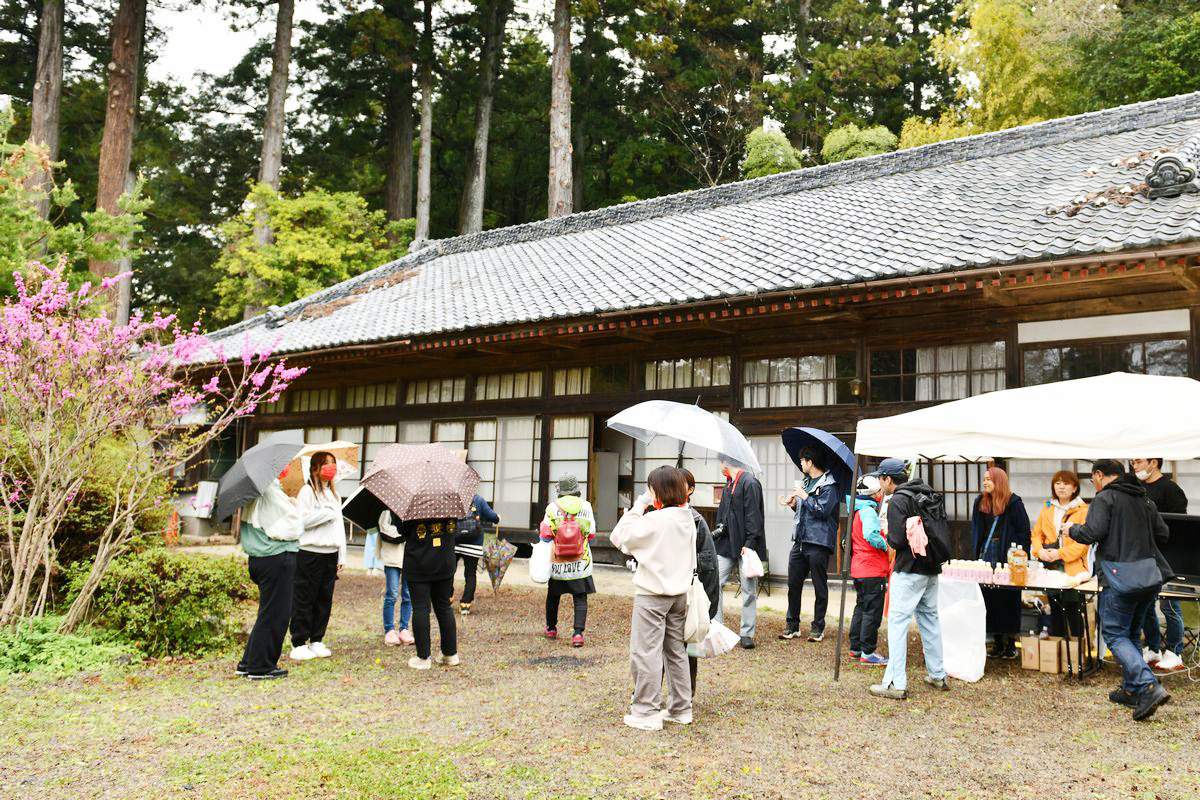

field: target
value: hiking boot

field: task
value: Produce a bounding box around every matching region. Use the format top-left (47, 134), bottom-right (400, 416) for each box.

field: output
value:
top-left (806, 630), bottom-right (824, 642)
top-left (869, 683), bottom-right (907, 700)
top-left (384, 630), bottom-right (402, 647)
top-left (739, 637), bottom-right (755, 650)
top-left (923, 675), bottom-right (950, 691)
top-left (544, 627), bottom-right (558, 640)
top-left (572, 633), bottom-right (584, 648)
top-left (778, 628), bottom-right (801, 640)
top-left (859, 653), bottom-right (888, 666)
top-left (1108, 687), bottom-right (1137, 707)
top-left (245, 668), bottom-right (288, 681)
top-left (434, 652), bottom-right (460, 666)
top-left (623, 712), bottom-right (663, 731)
top-left (1133, 685), bottom-right (1171, 721)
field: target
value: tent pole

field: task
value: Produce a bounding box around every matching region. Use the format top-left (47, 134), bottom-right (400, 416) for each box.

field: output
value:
top-left (832, 455), bottom-right (861, 683)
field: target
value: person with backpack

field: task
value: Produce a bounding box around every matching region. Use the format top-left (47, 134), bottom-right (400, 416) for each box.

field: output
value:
top-left (610, 466), bottom-right (697, 730)
top-left (970, 466), bottom-right (1031, 661)
top-left (869, 458), bottom-right (950, 700)
top-left (847, 474), bottom-right (888, 666)
top-left (454, 494), bottom-right (499, 616)
top-left (1064, 460), bottom-right (1173, 721)
top-left (778, 447), bottom-right (840, 642)
top-left (539, 474), bottom-right (596, 647)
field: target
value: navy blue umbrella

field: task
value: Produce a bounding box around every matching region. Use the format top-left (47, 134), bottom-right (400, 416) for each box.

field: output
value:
top-left (781, 427), bottom-right (856, 499)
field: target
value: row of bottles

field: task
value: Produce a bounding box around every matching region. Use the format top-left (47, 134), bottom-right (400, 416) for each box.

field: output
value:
top-left (943, 545), bottom-right (1045, 586)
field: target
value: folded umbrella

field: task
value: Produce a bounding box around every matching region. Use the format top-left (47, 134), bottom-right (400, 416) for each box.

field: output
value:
top-left (362, 443), bottom-right (480, 520)
top-left (607, 400), bottom-right (761, 473)
top-left (214, 439), bottom-right (305, 522)
top-left (781, 427), bottom-right (855, 499)
top-left (482, 535), bottom-right (517, 595)
top-left (280, 440), bottom-right (360, 497)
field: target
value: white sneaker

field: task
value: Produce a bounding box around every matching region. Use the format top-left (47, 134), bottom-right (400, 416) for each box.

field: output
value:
top-left (434, 653), bottom-right (460, 666)
top-left (289, 645), bottom-right (315, 661)
top-left (623, 712), bottom-right (663, 731)
top-left (1143, 648), bottom-right (1162, 665)
top-left (661, 711), bottom-right (692, 725)
top-left (310, 642), bottom-right (332, 658)
top-left (408, 656), bottom-right (432, 670)
top-left (1156, 650), bottom-right (1184, 672)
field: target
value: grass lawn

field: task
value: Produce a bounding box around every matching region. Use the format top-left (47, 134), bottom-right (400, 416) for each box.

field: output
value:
top-left (1, 573), bottom-right (1196, 799)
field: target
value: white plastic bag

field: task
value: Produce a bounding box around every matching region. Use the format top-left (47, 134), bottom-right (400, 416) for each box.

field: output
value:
top-left (937, 578), bottom-right (987, 683)
top-left (741, 549), bottom-right (765, 579)
top-left (689, 618), bottom-right (741, 659)
top-left (529, 540), bottom-right (552, 584)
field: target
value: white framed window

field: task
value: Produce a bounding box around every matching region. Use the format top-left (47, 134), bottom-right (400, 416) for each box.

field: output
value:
top-left (643, 356), bottom-right (731, 390)
top-left (291, 388), bottom-right (338, 413)
top-left (474, 370), bottom-right (543, 401)
top-left (406, 378), bottom-right (466, 405)
top-left (346, 383), bottom-right (398, 409)
top-left (742, 353), bottom-right (856, 408)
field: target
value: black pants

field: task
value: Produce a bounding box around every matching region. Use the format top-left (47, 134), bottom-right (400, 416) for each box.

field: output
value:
top-left (849, 577), bottom-right (887, 655)
top-left (546, 582), bottom-right (588, 634)
top-left (239, 552), bottom-right (296, 674)
top-left (409, 577), bottom-right (457, 660)
top-left (290, 550), bottom-right (338, 647)
top-left (786, 542), bottom-right (831, 632)
top-left (1049, 589), bottom-right (1085, 638)
top-left (458, 555), bottom-right (479, 605)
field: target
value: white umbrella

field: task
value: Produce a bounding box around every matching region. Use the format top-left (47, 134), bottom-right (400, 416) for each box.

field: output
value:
top-left (607, 400), bottom-right (761, 473)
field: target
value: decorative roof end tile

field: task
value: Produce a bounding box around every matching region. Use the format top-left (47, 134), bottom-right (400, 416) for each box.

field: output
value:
top-left (1146, 154), bottom-right (1200, 199)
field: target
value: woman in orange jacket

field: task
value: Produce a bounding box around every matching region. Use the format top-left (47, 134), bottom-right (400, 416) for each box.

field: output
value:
top-left (1031, 469), bottom-right (1089, 637)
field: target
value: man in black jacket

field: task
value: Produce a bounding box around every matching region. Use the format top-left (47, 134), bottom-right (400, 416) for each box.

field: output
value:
top-left (1066, 460), bottom-right (1173, 721)
top-left (1130, 457), bottom-right (1188, 671)
top-left (868, 459), bottom-right (948, 700)
top-left (714, 457), bottom-right (766, 649)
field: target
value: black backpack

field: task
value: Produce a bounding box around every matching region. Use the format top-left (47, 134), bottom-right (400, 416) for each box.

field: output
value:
top-left (894, 487), bottom-right (953, 568)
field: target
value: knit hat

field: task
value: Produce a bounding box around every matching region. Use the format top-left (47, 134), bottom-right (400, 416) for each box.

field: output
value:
top-left (556, 474), bottom-right (580, 496)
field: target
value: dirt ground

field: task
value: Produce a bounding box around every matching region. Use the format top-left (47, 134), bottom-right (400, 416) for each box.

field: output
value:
top-left (1, 571), bottom-right (1197, 800)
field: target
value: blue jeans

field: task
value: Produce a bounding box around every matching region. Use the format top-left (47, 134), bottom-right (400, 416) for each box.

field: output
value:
top-left (881, 572), bottom-right (944, 692)
top-left (1141, 597), bottom-right (1184, 655)
top-left (1100, 588), bottom-right (1160, 694)
top-left (383, 566), bottom-right (412, 632)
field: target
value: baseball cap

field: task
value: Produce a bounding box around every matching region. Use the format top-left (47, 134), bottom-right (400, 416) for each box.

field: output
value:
top-left (868, 457), bottom-right (908, 479)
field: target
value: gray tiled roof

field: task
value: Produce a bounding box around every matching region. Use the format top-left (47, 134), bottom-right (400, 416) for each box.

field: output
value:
top-left (207, 92), bottom-right (1200, 356)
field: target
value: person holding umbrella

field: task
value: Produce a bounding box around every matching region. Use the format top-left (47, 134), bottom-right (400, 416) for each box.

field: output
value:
top-left (714, 456), bottom-right (766, 649)
top-left (290, 452), bottom-right (347, 662)
top-left (236, 467), bottom-right (302, 680)
top-left (399, 514), bottom-right (461, 669)
top-left (778, 447), bottom-right (840, 642)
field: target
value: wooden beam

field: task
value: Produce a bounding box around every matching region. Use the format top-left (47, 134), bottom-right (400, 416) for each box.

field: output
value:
top-left (618, 329), bottom-right (655, 343)
top-left (544, 337), bottom-right (582, 350)
top-left (981, 285), bottom-right (1017, 307)
top-left (1170, 263), bottom-right (1200, 291)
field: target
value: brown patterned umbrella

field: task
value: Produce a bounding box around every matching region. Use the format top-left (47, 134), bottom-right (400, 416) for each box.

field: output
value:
top-left (362, 443), bottom-right (480, 520)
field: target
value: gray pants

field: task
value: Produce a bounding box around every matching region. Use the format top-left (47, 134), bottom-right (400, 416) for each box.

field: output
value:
top-left (629, 593), bottom-right (691, 718)
top-left (716, 554), bottom-right (757, 639)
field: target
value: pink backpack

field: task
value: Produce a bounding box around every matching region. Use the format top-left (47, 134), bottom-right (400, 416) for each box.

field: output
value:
top-left (553, 513), bottom-right (584, 561)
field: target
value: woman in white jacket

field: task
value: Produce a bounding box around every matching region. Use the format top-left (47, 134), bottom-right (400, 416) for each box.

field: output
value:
top-left (289, 452), bottom-right (347, 661)
top-left (610, 465), bottom-right (697, 731)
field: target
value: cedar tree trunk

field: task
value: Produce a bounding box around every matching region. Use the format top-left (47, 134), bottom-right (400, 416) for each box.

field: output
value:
top-left (30, 0), bottom-right (63, 220)
top-left (546, 0), bottom-right (572, 218)
top-left (458, 0), bottom-right (512, 235)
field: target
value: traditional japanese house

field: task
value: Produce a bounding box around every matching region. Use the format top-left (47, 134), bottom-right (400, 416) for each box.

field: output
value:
top-left (199, 91), bottom-right (1200, 572)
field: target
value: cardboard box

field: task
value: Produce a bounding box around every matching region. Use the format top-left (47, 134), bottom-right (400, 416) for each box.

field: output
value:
top-left (1020, 635), bottom-right (1040, 670)
top-left (1039, 637), bottom-right (1063, 674)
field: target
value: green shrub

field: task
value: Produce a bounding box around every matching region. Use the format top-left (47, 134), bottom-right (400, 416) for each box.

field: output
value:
top-left (72, 549), bottom-right (255, 657)
top-left (0, 615), bottom-right (138, 674)
top-left (820, 123), bottom-right (899, 163)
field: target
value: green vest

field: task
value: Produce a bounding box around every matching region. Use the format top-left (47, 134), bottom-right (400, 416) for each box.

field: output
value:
top-left (240, 521), bottom-right (300, 558)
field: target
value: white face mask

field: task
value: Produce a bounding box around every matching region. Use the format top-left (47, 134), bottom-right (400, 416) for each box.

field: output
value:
top-left (1135, 469), bottom-right (1150, 481)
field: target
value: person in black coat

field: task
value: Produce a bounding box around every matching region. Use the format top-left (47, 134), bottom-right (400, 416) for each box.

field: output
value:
top-left (454, 494), bottom-right (499, 616)
top-left (681, 470), bottom-right (719, 694)
top-left (970, 466), bottom-right (1031, 660)
top-left (714, 457), bottom-right (766, 648)
top-left (399, 517), bottom-right (460, 670)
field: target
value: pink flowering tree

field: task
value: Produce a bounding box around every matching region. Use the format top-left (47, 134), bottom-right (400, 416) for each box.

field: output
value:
top-left (0, 259), bottom-right (305, 630)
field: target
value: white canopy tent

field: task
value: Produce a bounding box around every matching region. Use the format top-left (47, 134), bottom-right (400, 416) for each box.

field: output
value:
top-left (853, 372), bottom-right (1200, 461)
top-left (832, 371), bottom-right (1200, 682)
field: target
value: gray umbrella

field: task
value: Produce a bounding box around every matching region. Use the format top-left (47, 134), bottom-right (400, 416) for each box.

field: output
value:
top-left (214, 439), bottom-right (305, 522)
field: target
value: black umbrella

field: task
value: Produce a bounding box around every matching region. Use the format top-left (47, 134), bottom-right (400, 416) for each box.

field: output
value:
top-left (781, 427), bottom-right (856, 499)
top-left (214, 439), bottom-right (304, 522)
top-left (341, 485), bottom-right (391, 531)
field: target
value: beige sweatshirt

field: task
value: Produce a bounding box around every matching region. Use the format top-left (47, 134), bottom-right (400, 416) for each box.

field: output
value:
top-left (610, 501), bottom-right (696, 597)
